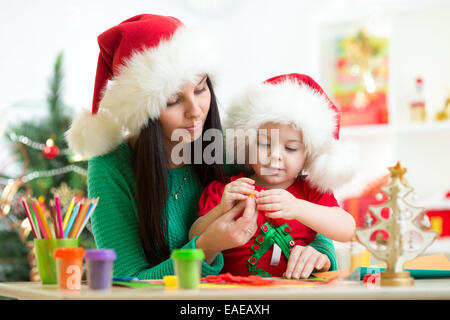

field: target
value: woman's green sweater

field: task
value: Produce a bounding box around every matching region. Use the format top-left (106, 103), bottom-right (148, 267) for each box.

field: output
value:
top-left (87, 141), bottom-right (337, 279)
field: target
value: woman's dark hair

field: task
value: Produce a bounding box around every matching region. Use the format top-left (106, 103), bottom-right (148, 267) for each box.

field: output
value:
top-left (133, 78), bottom-right (225, 266)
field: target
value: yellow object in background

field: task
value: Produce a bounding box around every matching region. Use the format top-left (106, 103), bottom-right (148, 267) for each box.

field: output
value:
top-left (411, 105), bottom-right (427, 122)
top-left (362, 250), bottom-right (370, 266)
top-left (430, 216), bottom-right (443, 236)
top-left (435, 96), bottom-right (450, 121)
top-left (163, 275), bottom-right (177, 287)
top-left (350, 249), bottom-right (371, 272)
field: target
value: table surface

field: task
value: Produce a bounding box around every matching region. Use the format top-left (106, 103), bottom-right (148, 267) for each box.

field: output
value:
top-left (1, 278), bottom-right (450, 300)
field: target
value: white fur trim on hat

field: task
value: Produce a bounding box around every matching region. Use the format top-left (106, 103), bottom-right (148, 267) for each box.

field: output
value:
top-left (224, 79), bottom-right (359, 192)
top-left (306, 139), bottom-right (360, 193)
top-left (65, 109), bottom-right (122, 159)
top-left (66, 25), bottom-right (221, 158)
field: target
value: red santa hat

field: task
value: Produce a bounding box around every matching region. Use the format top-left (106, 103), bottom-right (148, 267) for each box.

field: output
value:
top-left (66, 14), bottom-right (220, 158)
top-left (224, 73), bottom-right (360, 192)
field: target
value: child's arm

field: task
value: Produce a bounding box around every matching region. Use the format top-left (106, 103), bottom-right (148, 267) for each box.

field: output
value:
top-left (189, 203), bottom-right (225, 240)
top-left (255, 189), bottom-right (355, 242)
top-left (292, 200), bottom-right (355, 242)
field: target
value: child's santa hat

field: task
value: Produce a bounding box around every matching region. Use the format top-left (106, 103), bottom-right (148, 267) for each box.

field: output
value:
top-left (224, 73), bottom-right (360, 192)
top-left (66, 14), bottom-right (220, 158)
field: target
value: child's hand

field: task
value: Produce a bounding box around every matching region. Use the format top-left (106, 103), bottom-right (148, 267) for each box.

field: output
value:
top-left (255, 189), bottom-right (299, 220)
top-left (197, 197), bottom-right (259, 255)
top-left (220, 177), bottom-right (255, 212)
top-left (283, 245), bottom-right (331, 279)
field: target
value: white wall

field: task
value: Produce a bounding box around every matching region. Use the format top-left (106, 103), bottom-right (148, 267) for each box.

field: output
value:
top-left (315, 1), bottom-right (450, 203)
top-left (3, 0), bottom-right (447, 113)
top-left (1, 0), bottom-right (449, 202)
top-left (0, 0), bottom-right (321, 118)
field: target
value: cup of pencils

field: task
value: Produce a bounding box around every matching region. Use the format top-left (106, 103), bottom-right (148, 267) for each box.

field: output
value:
top-left (22, 196), bottom-right (99, 285)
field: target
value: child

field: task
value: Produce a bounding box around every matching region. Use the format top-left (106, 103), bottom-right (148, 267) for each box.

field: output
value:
top-left (189, 73), bottom-right (359, 278)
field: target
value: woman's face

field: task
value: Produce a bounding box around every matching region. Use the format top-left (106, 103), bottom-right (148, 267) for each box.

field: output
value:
top-left (159, 74), bottom-right (211, 146)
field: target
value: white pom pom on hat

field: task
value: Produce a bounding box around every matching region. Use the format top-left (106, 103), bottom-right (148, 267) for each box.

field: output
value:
top-left (65, 109), bottom-right (122, 159)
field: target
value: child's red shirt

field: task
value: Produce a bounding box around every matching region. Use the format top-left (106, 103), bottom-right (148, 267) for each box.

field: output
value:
top-left (198, 172), bottom-right (340, 276)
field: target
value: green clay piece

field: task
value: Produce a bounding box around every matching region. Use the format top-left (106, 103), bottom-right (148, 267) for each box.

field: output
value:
top-left (248, 264), bottom-right (272, 277)
top-left (247, 222), bottom-right (296, 276)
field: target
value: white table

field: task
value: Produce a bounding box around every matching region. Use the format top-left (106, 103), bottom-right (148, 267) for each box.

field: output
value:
top-left (1, 278), bottom-right (449, 300)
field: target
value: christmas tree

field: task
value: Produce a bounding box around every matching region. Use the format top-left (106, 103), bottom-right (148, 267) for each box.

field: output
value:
top-left (0, 52), bottom-right (93, 281)
top-left (355, 162), bottom-right (437, 286)
top-left (5, 52), bottom-right (87, 199)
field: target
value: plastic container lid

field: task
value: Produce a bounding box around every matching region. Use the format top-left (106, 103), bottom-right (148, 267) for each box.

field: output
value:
top-left (53, 247), bottom-right (85, 259)
top-left (171, 249), bottom-right (205, 260)
top-left (84, 249), bottom-right (117, 261)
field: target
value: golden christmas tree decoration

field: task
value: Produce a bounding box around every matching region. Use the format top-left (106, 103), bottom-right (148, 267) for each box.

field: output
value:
top-left (435, 92), bottom-right (450, 121)
top-left (355, 162), bottom-right (438, 286)
top-left (388, 161), bottom-right (407, 179)
top-left (50, 182), bottom-right (81, 208)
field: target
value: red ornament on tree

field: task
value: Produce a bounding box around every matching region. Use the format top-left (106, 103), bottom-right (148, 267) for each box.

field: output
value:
top-left (42, 138), bottom-right (60, 159)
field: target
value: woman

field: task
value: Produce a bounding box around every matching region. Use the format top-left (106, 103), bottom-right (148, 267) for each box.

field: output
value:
top-left (66, 14), bottom-right (336, 279)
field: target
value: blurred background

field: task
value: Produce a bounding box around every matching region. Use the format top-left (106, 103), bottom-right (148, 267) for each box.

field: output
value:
top-left (1, 0), bottom-right (449, 281)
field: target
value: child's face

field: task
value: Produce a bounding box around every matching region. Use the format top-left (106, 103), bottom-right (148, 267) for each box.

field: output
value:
top-left (251, 122), bottom-right (306, 187)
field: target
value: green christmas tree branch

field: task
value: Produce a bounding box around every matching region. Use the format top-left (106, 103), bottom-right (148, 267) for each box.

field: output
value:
top-left (6, 52), bottom-right (87, 200)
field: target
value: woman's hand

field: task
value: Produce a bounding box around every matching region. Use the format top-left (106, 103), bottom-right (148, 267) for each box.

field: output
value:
top-left (283, 245), bottom-right (330, 279)
top-left (255, 189), bottom-right (300, 220)
top-left (220, 178), bottom-right (255, 213)
top-left (196, 197), bottom-right (258, 263)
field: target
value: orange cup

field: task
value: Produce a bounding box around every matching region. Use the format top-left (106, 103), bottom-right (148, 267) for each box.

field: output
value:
top-left (54, 247), bottom-right (85, 290)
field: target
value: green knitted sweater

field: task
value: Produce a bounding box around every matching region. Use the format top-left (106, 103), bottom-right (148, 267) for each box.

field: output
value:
top-left (87, 141), bottom-right (337, 279)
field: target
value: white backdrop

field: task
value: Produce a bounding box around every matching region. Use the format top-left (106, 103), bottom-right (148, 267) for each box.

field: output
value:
top-left (1, 0), bottom-right (449, 114)
top-left (1, 0), bottom-right (449, 202)
top-left (0, 0), bottom-right (321, 116)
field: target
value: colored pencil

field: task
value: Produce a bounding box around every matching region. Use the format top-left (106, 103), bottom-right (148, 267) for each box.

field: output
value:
top-left (65, 201), bottom-right (81, 238)
top-left (54, 196), bottom-right (65, 239)
top-left (30, 199), bottom-right (48, 239)
top-left (33, 198), bottom-right (53, 239)
top-left (62, 197), bottom-right (75, 231)
top-left (75, 200), bottom-right (93, 238)
top-left (21, 198), bottom-right (39, 239)
top-left (49, 200), bottom-right (59, 238)
top-left (69, 199), bottom-right (91, 238)
top-left (28, 198), bottom-right (41, 239)
top-left (76, 198), bottom-right (99, 238)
